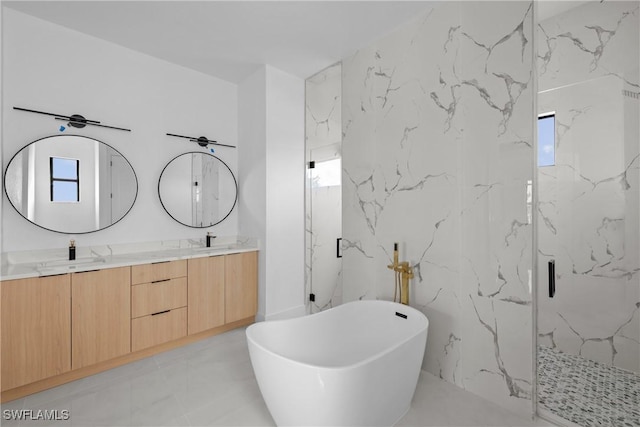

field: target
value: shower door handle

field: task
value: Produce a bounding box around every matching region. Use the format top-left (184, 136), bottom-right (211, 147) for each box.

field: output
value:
top-left (337, 238), bottom-right (342, 258)
top-left (548, 260), bottom-right (555, 298)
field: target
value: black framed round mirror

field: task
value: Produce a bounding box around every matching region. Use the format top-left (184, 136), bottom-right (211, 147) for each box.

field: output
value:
top-left (3, 134), bottom-right (138, 234)
top-left (158, 152), bottom-right (238, 228)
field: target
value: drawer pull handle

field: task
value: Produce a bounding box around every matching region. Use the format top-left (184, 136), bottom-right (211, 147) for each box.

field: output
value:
top-left (151, 309), bottom-right (171, 316)
top-left (152, 279), bottom-right (171, 284)
top-left (75, 269), bottom-right (101, 274)
top-left (151, 261), bottom-right (170, 265)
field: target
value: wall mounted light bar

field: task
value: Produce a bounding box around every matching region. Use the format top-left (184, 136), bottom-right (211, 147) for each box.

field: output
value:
top-left (13, 107), bottom-right (131, 132)
top-left (166, 132), bottom-right (236, 148)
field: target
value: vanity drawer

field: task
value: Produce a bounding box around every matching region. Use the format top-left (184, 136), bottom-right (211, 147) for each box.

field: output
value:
top-left (131, 307), bottom-right (187, 352)
top-left (131, 260), bottom-right (187, 285)
top-left (131, 277), bottom-right (187, 318)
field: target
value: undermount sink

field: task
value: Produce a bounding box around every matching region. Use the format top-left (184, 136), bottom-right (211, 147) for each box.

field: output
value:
top-left (191, 244), bottom-right (237, 252)
top-left (42, 257), bottom-right (107, 268)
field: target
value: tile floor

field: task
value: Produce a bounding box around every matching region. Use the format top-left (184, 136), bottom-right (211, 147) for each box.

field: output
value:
top-left (538, 345), bottom-right (640, 427)
top-left (1, 328), bottom-right (551, 427)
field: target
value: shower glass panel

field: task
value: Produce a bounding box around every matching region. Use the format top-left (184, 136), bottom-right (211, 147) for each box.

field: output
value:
top-left (305, 62), bottom-right (342, 314)
top-left (536, 2), bottom-right (639, 426)
top-left (307, 149), bottom-right (342, 312)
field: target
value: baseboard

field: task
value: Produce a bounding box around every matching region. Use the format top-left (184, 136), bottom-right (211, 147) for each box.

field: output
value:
top-left (265, 304), bottom-right (306, 321)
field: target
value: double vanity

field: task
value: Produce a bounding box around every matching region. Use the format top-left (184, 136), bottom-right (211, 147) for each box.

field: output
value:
top-left (1, 120), bottom-right (249, 402)
top-left (0, 237), bottom-right (258, 402)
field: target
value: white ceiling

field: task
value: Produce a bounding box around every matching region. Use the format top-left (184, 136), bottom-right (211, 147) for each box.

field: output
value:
top-left (3, 0), bottom-right (435, 84)
top-left (3, 1), bottom-right (593, 84)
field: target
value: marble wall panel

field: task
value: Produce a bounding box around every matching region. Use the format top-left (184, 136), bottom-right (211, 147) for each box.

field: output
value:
top-left (342, 1), bottom-right (534, 415)
top-left (538, 1), bottom-right (639, 93)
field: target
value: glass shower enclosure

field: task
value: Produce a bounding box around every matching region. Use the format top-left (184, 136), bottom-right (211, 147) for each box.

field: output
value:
top-left (305, 63), bottom-right (343, 313)
top-left (535, 2), bottom-right (639, 426)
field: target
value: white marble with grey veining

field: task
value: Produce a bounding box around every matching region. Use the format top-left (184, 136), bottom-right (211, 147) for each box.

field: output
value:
top-left (342, 1), bottom-right (534, 416)
top-left (537, 1), bottom-right (639, 374)
top-left (0, 236), bottom-right (258, 280)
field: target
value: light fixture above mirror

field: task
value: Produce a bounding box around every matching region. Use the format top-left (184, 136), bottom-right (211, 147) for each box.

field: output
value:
top-left (166, 132), bottom-right (236, 148)
top-left (13, 106), bottom-right (131, 132)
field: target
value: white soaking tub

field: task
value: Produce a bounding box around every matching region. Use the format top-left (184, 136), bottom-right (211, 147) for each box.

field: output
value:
top-left (246, 300), bottom-right (429, 426)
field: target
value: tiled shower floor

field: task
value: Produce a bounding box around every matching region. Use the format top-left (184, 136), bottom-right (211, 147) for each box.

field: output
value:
top-left (538, 345), bottom-right (640, 427)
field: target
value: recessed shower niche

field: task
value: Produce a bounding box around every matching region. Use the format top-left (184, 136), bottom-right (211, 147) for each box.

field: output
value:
top-left (3, 134), bottom-right (138, 234)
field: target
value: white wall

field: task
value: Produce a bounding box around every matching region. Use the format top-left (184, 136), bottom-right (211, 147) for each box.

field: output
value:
top-left (0, 0), bottom-right (3, 255)
top-left (2, 8), bottom-right (238, 251)
top-left (265, 65), bottom-right (305, 319)
top-left (238, 65), bottom-right (305, 321)
top-left (238, 67), bottom-right (268, 320)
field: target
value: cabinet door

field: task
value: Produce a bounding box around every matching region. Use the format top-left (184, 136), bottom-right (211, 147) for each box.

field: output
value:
top-left (188, 256), bottom-right (225, 334)
top-left (1, 275), bottom-right (71, 391)
top-left (132, 307), bottom-right (187, 352)
top-left (225, 251), bottom-right (258, 323)
top-left (71, 267), bottom-right (130, 369)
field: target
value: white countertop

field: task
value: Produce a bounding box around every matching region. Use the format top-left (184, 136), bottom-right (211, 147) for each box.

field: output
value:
top-left (1, 236), bottom-right (259, 281)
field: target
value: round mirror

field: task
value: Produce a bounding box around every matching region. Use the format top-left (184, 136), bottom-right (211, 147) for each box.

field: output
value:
top-left (3, 135), bottom-right (138, 234)
top-left (158, 152), bottom-right (237, 228)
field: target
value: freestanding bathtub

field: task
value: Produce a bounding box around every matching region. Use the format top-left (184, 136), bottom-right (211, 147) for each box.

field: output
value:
top-left (246, 300), bottom-right (429, 426)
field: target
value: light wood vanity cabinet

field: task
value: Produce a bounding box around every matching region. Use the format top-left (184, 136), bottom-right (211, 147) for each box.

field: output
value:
top-left (188, 256), bottom-right (225, 335)
top-left (225, 251), bottom-right (258, 323)
top-left (187, 251), bottom-right (258, 333)
top-left (131, 260), bottom-right (188, 351)
top-left (1, 251), bottom-right (257, 401)
top-left (71, 267), bottom-right (131, 370)
top-left (1, 275), bottom-right (71, 391)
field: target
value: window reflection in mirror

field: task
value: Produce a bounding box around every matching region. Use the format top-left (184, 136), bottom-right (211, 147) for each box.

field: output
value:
top-left (3, 135), bottom-right (138, 233)
top-left (50, 157), bottom-right (80, 202)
